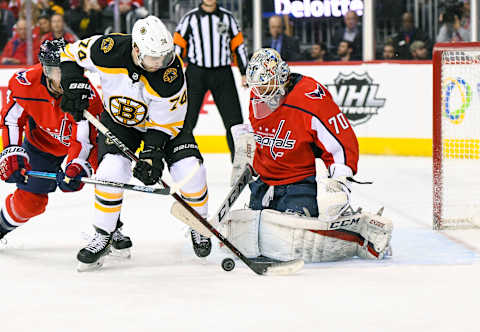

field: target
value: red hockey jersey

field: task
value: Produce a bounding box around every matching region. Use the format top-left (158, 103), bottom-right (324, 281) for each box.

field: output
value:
top-left (1, 63), bottom-right (103, 168)
top-left (249, 74), bottom-right (359, 186)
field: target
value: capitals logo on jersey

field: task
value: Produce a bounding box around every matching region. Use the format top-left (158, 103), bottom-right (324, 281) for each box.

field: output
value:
top-left (254, 120), bottom-right (296, 160)
top-left (15, 70), bottom-right (32, 86)
top-left (305, 83), bottom-right (326, 100)
top-left (39, 115), bottom-right (73, 147)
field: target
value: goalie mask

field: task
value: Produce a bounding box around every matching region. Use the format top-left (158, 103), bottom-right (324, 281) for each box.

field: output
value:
top-left (246, 48), bottom-right (290, 119)
top-left (132, 16), bottom-right (175, 72)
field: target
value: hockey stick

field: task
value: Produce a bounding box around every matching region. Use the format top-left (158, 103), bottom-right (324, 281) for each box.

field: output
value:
top-left (26, 170), bottom-right (172, 195)
top-left (170, 165), bottom-right (253, 236)
top-left (83, 110), bottom-right (303, 276)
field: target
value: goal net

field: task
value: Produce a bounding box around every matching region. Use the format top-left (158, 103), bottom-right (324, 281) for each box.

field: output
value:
top-left (433, 42), bottom-right (480, 230)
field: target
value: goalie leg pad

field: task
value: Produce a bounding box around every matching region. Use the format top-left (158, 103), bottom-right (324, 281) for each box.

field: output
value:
top-left (221, 209), bottom-right (261, 258)
top-left (259, 209), bottom-right (358, 262)
top-left (356, 213), bottom-right (393, 260)
top-left (225, 208), bottom-right (393, 262)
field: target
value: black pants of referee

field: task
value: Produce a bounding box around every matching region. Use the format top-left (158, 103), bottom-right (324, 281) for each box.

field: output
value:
top-left (184, 64), bottom-right (244, 162)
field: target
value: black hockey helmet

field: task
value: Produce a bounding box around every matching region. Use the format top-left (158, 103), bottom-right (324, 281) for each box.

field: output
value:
top-left (38, 38), bottom-right (66, 67)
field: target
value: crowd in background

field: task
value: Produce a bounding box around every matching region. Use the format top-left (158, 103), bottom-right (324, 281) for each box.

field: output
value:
top-left (0, 0), bottom-right (149, 64)
top-left (0, 0), bottom-right (474, 65)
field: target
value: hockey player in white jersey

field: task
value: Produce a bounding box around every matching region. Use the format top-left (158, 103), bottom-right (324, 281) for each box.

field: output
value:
top-left (60, 16), bottom-right (211, 271)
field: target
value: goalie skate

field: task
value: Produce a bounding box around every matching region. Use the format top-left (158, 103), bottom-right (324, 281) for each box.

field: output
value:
top-left (77, 226), bottom-right (112, 272)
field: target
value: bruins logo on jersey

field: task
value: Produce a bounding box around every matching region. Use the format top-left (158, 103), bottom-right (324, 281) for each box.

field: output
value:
top-left (163, 68), bottom-right (178, 83)
top-left (101, 37), bottom-right (114, 53)
top-left (109, 96), bottom-right (147, 126)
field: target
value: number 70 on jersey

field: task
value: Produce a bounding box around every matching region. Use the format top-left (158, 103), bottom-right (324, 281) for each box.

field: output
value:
top-left (328, 113), bottom-right (350, 134)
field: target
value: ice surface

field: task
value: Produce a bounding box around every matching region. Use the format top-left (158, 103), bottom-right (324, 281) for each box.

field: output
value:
top-left (1, 155), bottom-right (479, 332)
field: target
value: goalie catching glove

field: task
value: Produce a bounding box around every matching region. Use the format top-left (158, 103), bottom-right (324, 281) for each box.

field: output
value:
top-left (0, 146), bottom-right (31, 183)
top-left (56, 159), bottom-right (92, 192)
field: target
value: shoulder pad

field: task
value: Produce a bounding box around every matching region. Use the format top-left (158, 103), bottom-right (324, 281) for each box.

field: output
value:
top-left (142, 55), bottom-right (185, 98)
top-left (90, 34), bottom-right (132, 68)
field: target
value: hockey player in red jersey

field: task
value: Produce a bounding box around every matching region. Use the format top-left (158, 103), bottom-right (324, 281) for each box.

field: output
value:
top-left (0, 40), bottom-right (131, 250)
top-left (226, 48), bottom-right (392, 262)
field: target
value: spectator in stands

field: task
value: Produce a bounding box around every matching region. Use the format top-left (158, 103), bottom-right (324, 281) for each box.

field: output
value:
top-left (461, 0), bottom-right (470, 30)
top-left (436, 3), bottom-right (470, 43)
top-left (101, 0), bottom-right (147, 34)
top-left (65, 0), bottom-right (103, 39)
top-left (41, 13), bottom-right (77, 43)
top-left (382, 43), bottom-right (396, 60)
top-left (304, 42), bottom-right (329, 62)
top-left (0, 19), bottom-right (30, 64)
top-left (263, 15), bottom-right (300, 61)
top-left (37, 11), bottom-right (52, 37)
top-left (410, 40), bottom-right (428, 60)
top-left (331, 10), bottom-right (362, 60)
top-left (332, 40), bottom-right (354, 62)
top-left (0, 5), bottom-right (15, 52)
top-left (387, 12), bottom-right (430, 60)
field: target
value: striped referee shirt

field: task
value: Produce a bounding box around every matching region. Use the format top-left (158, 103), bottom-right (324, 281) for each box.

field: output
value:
top-left (173, 4), bottom-right (248, 75)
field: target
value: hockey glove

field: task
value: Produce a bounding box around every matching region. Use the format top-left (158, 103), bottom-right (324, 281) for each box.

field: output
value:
top-left (133, 146), bottom-right (165, 185)
top-left (56, 159), bottom-right (92, 192)
top-left (230, 124), bottom-right (255, 186)
top-left (0, 146), bottom-right (31, 183)
top-left (60, 76), bottom-right (91, 122)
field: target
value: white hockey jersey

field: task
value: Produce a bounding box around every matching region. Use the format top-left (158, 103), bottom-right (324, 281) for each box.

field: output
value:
top-left (60, 34), bottom-right (188, 138)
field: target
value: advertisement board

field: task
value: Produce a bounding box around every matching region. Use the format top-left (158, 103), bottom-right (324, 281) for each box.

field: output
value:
top-left (0, 62), bottom-right (433, 156)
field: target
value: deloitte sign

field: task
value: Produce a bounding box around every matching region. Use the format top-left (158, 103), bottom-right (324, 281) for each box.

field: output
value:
top-left (274, 0), bottom-right (364, 18)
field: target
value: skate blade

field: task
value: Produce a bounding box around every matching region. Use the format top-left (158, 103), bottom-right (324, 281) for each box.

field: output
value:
top-left (76, 256), bottom-right (105, 272)
top-left (109, 247), bottom-right (131, 259)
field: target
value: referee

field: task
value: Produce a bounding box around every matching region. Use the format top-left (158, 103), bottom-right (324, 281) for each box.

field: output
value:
top-left (173, 0), bottom-right (248, 161)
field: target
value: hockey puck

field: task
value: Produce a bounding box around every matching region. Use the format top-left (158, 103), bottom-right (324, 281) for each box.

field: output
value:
top-left (221, 258), bottom-right (235, 272)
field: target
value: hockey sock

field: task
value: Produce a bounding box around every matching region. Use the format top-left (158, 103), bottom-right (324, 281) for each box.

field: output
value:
top-left (0, 189), bottom-right (48, 233)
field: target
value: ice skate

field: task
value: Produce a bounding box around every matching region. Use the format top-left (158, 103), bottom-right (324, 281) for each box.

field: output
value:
top-left (110, 220), bottom-right (132, 259)
top-left (76, 226), bottom-right (112, 272)
top-left (190, 229), bottom-right (211, 258)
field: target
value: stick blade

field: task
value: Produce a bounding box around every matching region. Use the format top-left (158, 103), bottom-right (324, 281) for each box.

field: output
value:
top-left (264, 259), bottom-right (304, 276)
top-left (248, 258), bottom-right (304, 276)
top-left (170, 201), bottom-right (212, 237)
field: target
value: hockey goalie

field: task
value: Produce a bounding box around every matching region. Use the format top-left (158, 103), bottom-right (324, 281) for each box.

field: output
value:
top-left (225, 48), bottom-right (393, 263)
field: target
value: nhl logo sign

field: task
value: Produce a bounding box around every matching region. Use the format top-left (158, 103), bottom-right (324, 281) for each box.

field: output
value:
top-left (326, 72), bottom-right (386, 126)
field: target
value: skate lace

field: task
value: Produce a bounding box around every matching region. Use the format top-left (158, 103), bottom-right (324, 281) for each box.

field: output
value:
top-left (191, 230), bottom-right (209, 245)
top-left (112, 228), bottom-right (125, 242)
top-left (85, 232), bottom-right (110, 253)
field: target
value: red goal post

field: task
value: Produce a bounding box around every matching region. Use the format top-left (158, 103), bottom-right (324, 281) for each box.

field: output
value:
top-left (433, 42), bottom-right (480, 230)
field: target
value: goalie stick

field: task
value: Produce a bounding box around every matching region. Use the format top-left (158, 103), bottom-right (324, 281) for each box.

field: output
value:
top-left (26, 170), bottom-right (172, 195)
top-left (83, 110), bottom-right (303, 276)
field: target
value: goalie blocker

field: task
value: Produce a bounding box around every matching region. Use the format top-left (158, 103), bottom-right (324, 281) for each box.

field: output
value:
top-left (221, 207), bottom-right (393, 262)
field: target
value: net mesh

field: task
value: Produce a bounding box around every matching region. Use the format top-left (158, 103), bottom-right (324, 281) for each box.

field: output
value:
top-left (439, 49), bottom-right (480, 228)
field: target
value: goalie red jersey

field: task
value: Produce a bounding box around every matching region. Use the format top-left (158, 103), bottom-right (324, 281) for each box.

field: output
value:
top-left (1, 63), bottom-right (103, 168)
top-left (249, 74), bottom-right (359, 186)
